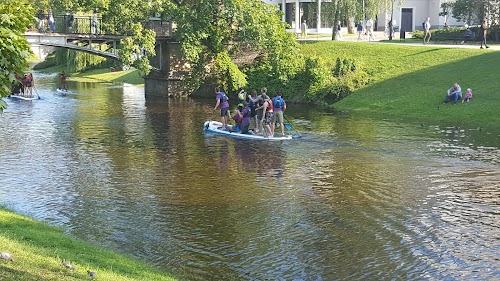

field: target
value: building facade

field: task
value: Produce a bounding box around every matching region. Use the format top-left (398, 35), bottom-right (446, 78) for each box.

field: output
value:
top-left (262, 0), bottom-right (464, 34)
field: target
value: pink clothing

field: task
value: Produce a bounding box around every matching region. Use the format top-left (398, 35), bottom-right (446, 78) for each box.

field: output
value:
top-left (465, 91), bottom-right (472, 98)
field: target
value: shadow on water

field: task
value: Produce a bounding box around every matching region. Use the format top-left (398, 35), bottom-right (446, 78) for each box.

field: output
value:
top-left (0, 75), bottom-right (499, 280)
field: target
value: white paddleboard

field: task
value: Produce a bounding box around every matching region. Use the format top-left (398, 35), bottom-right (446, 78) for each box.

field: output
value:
top-left (204, 120), bottom-right (292, 141)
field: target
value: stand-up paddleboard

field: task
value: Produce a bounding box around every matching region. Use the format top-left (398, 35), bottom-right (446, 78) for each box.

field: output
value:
top-left (56, 88), bottom-right (75, 95)
top-left (8, 94), bottom-right (39, 101)
top-left (204, 120), bottom-right (292, 141)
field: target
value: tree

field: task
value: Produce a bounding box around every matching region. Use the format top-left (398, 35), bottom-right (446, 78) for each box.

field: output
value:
top-left (0, 0), bottom-right (35, 110)
top-left (452, 0), bottom-right (496, 25)
top-left (439, 1), bottom-right (454, 27)
top-left (162, 0), bottom-right (303, 93)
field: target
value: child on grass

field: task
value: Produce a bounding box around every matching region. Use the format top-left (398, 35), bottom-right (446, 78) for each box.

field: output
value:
top-left (462, 88), bottom-right (473, 103)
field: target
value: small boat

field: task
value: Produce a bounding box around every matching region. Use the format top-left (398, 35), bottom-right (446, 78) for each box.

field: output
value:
top-left (8, 94), bottom-right (39, 101)
top-left (204, 120), bottom-right (292, 141)
top-left (56, 88), bottom-right (75, 95)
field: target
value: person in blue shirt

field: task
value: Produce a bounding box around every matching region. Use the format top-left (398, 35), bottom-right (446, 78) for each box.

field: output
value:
top-left (271, 93), bottom-right (287, 136)
top-left (444, 83), bottom-right (462, 104)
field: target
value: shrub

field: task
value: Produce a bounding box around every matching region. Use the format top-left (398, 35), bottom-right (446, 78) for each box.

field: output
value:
top-left (32, 53), bottom-right (56, 70)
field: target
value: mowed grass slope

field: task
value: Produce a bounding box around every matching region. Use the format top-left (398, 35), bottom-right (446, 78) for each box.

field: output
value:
top-left (0, 208), bottom-right (176, 281)
top-left (300, 41), bottom-right (500, 127)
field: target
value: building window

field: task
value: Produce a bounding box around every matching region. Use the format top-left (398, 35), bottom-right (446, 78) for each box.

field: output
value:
top-left (300, 2), bottom-right (317, 29)
top-left (285, 3), bottom-right (295, 28)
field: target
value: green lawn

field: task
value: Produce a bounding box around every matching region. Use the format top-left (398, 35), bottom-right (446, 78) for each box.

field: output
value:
top-left (300, 41), bottom-right (500, 128)
top-left (0, 208), bottom-right (176, 281)
top-left (38, 66), bottom-right (144, 85)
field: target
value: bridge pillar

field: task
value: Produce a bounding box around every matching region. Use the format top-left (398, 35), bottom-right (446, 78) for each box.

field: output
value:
top-left (145, 40), bottom-right (191, 97)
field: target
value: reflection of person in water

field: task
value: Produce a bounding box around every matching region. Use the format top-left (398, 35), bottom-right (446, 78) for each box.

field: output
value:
top-left (234, 141), bottom-right (286, 178)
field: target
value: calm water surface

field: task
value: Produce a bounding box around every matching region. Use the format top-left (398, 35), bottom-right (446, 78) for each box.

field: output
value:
top-left (1, 73), bottom-right (499, 280)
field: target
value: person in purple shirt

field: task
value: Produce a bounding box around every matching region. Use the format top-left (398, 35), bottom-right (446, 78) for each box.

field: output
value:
top-left (213, 87), bottom-right (230, 129)
top-left (271, 93), bottom-right (287, 136)
top-left (239, 101), bottom-right (252, 134)
top-left (231, 103), bottom-right (243, 132)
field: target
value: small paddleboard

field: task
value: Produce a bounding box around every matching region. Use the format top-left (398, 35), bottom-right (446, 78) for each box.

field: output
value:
top-left (204, 120), bottom-right (292, 141)
top-left (9, 94), bottom-right (39, 101)
top-left (56, 88), bottom-right (75, 95)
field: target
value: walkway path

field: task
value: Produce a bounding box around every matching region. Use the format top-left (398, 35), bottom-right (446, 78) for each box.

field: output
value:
top-left (299, 31), bottom-right (500, 50)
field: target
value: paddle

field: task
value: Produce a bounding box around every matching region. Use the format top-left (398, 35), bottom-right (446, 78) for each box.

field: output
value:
top-left (283, 115), bottom-right (302, 138)
top-left (33, 86), bottom-right (41, 99)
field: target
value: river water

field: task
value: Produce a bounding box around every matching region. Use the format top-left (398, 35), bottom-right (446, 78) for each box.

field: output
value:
top-left (1, 73), bottom-right (499, 280)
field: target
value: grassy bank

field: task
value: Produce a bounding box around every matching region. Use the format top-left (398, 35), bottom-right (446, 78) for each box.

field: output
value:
top-left (38, 65), bottom-right (144, 85)
top-left (0, 207), bottom-right (175, 281)
top-left (300, 41), bottom-right (500, 128)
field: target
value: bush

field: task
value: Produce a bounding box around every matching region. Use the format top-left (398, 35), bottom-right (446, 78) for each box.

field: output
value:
top-left (32, 53), bottom-right (56, 70)
top-left (244, 53), bottom-right (369, 104)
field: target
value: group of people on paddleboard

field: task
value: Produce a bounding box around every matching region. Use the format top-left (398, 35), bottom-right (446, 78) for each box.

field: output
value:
top-left (213, 86), bottom-right (287, 137)
top-left (10, 72), bottom-right (34, 97)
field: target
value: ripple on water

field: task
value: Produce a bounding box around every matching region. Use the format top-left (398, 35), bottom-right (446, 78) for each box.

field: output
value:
top-left (1, 81), bottom-right (500, 280)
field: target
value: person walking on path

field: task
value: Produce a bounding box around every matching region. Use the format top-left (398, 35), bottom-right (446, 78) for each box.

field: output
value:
top-left (67, 12), bottom-right (74, 33)
top-left (336, 21), bottom-right (342, 40)
top-left (301, 20), bottom-right (308, 39)
top-left (48, 10), bottom-right (55, 32)
top-left (480, 19), bottom-right (489, 49)
top-left (92, 11), bottom-right (98, 35)
top-left (365, 18), bottom-right (374, 41)
top-left (423, 17), bottom-right (431, 44)
top-left (357, 21), bottom-right (363, 40)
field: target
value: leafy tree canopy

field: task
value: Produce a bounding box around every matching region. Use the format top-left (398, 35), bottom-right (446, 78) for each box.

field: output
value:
top-left (0, 0), bottom-right (35, 108)
top-left (162, 0), bottom-right (303, 92)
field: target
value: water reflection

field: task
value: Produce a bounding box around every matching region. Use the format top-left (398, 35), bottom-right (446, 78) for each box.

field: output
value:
top-left (0, 74), bottom-right (499, 280)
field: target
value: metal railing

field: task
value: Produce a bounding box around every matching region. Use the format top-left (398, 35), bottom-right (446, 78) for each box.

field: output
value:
top-left (31, 14), bottom-right (172, 37)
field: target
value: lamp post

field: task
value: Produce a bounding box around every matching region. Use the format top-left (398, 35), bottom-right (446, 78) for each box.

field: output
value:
top-left (388, 0), bottom-right (394, 40)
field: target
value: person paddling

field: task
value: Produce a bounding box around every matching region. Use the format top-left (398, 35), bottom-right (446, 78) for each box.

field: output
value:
top-left (60, 71), bottom-right (68, 90)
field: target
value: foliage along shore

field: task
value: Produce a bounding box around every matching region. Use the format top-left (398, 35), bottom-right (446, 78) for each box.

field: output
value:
top-left (36, 40), bottom-right (500, 128)
top-left (0, 207), bottom-right (175, 281)
top-left (294, 41), bottom-right (500, 129)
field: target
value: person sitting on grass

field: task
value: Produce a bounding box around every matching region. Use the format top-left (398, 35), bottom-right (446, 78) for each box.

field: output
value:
top-left (444, 82), bottom-right (462, 104)
top-left (462, 88), bottom-right (473, 103)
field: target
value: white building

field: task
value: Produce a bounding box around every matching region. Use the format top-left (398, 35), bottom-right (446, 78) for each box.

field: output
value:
top-left (262, 0), bottom-right (464, 34)
top-left (378, 0), bottom-right (463, 32)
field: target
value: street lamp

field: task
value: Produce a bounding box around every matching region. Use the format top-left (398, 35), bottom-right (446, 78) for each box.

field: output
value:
top-left (388, 0), bottom-right (394, 40)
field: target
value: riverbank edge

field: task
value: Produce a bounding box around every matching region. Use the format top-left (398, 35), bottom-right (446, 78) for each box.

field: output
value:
top-left (37, 64), bottom-right (144, 85)
top-left (0, 206), bottom-right (176, 281)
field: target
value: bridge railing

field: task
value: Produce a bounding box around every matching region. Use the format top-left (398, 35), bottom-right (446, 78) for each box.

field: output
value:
top-left (31, 14), bottom-right (172, 37)
top-left (31, 14), bottom-right (103, 35)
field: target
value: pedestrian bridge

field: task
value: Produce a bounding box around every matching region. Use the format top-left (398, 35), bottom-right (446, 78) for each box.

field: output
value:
top-left (25, 32), bottom-right (123, 60)
top-left (25, 15), bottom-right (172, 61)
